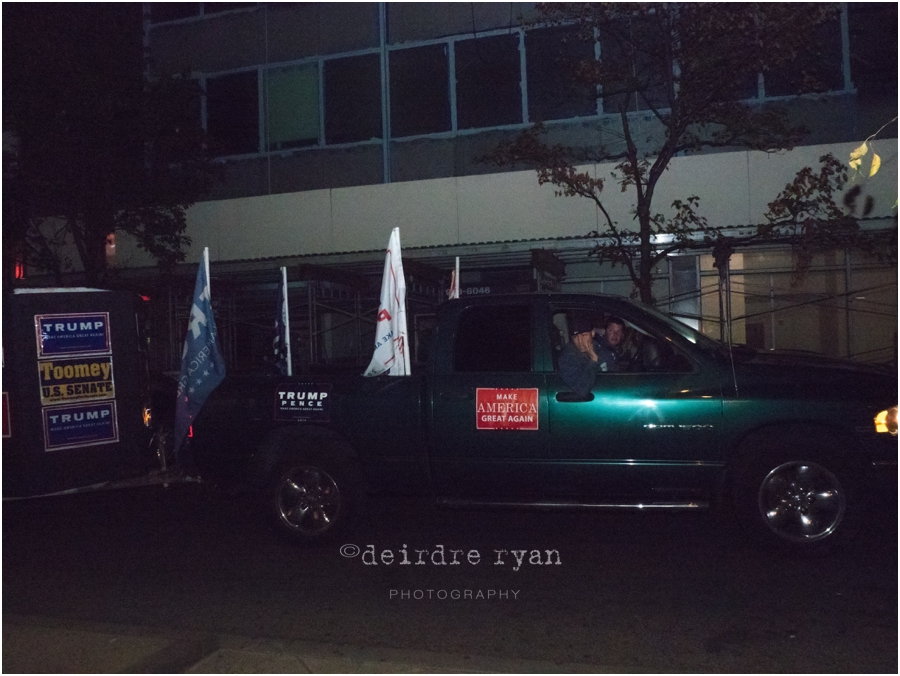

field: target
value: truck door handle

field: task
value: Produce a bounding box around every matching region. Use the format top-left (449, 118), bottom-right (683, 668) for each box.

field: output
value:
top-left (556, 392), bottom-right (594, 403)
top-left (440, 392), bottom-right (473, 401)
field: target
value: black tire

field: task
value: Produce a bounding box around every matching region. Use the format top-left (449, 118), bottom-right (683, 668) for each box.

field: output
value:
top-left (266, 434), bottom-right (363, 545)
top-left (730, 429), bottom-right (862, 555)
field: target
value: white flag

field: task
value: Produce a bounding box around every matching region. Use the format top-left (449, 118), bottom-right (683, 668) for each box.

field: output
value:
top-left (364, 228), bottom-right (411, 377)
top-left (448, 256), bottom-right (460, 299)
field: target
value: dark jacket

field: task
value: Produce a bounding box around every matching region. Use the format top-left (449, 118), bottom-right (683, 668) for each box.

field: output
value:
top-left (558, 340), bottom-right (605, 397)
top-left (594, 336), bottom-right (621, 373)
top-left (558, 337), bottom-right (621, 397)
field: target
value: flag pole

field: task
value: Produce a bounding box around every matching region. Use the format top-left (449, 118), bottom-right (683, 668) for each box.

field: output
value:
top-left (204, 247), bottom-right (210, 295)
top-left (281, 266), bottom-right (292, 376)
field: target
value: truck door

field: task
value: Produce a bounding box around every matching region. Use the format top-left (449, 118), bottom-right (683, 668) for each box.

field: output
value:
top-left (545, 303), bottom-right (724, 500)
top-left (429, 300), bottom-right (550, 498)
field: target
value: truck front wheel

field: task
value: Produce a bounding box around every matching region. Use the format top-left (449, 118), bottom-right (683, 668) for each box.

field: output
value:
top-left (731, 431), bottom-right (861, 554)
top-left (268, 451), bottom-right (362, 544)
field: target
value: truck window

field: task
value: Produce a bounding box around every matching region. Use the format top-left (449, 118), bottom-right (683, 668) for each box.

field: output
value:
top-left (453, 305), bottom-right (532, 373)
top-left (551, 308), bottom-right (694, 373)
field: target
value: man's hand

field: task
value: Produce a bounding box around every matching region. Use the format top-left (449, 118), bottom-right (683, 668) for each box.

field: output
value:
top-left (572, 332), bottom-right (598, 361)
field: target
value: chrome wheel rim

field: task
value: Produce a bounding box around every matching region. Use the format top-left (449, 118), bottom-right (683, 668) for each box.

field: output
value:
top-left (758, 461), bottom-right (845, 543)
top-left (277, 466), bottom-right (341, 535)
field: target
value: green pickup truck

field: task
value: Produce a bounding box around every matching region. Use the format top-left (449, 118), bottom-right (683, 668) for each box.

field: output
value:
top-left (192, 293), bottom-right (897, 553)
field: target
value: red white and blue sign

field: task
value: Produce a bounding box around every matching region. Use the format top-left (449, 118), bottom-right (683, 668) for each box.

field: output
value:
top-left (42, 401), bottom-right (118, 451)
top-left (35, 313), bottom-right (111, 358)
top-left (476, 388), bottom-right (539, 430)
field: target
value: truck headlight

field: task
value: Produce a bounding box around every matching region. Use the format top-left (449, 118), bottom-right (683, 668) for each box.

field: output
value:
top-left (874, 406), bottom-right (897, 436)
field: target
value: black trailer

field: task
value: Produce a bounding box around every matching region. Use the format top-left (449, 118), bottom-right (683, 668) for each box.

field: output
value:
top-left (2, 288), bottom-right (162, 497)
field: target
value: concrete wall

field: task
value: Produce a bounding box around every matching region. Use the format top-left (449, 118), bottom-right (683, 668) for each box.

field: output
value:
top-left (112, 138), bottom-right (897, 268)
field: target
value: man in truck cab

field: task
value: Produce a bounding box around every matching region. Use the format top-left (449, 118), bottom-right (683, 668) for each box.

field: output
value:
top-left (594, 316), bottom-right (625, 370)
top-left (559, 316), bottom-right (625, 396)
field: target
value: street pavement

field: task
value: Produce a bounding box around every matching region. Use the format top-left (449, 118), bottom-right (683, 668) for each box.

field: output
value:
top-left (3, 480), bottom-right (897, 673)
top-left (4, 613), bottom-right (599, 673)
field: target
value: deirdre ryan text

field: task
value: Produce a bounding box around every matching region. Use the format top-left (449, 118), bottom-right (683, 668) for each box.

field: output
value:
top-left (340, 544), bottom-right (561, 572)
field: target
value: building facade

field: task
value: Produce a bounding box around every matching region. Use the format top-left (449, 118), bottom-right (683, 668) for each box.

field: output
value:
top-left (109, 3), bottom-right (898, 372)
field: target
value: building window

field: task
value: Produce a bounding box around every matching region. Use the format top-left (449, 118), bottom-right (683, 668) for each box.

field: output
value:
top-left (598, 18), bottom-right (669, 114)
top-left (149, 3), bottom-right (255, 23)
top-left (265, 64), bottom-right (319, 150)
top-left (848, 3), bottom-right (898, 99)
top-left (149, 3), bottom-right (201, 23)
top-left (455, 34), bottom-right (522, 129)
top-left (324, 54), bottom-right (382, 144)
top-left (390, 44), bottom-right (450, 138)
top-left (525, 26), bottom-right (597, 121)
top-left (203, 3), bottom-right (255, 16)
top-left (764, 16), bottom-right (844, 96)
top-left (206, 71), bottom-right (259, 156)
top-left (193, 8), bottom-right (854, 160)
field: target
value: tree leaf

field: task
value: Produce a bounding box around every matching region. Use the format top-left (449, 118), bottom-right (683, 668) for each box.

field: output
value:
top-left (869, 153), bottom-right (881, 177)
top-left (848, 142), bottom-right (867, 171)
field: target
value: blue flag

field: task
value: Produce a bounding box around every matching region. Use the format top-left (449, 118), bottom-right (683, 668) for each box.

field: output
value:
top-left (174, 248), bottom-right (226, 458)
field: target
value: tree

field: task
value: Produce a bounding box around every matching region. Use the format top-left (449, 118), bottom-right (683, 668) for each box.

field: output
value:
top-left (2, 4), bottom-right (218, 286)
top-left (488, 2), bottom-right (849, 304)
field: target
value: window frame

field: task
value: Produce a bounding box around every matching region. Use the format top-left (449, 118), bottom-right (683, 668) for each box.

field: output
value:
top-left (148, 2), bottom-right (257, 25)
top-left (191, 6), bottom-right (852, 159)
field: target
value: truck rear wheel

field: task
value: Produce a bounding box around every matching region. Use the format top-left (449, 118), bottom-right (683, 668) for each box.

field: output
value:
top-left (267, 439), bottom-right (362, 544)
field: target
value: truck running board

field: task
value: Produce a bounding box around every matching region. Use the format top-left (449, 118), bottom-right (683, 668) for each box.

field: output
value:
top-left (435, 498), bottom-right (708, 510)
